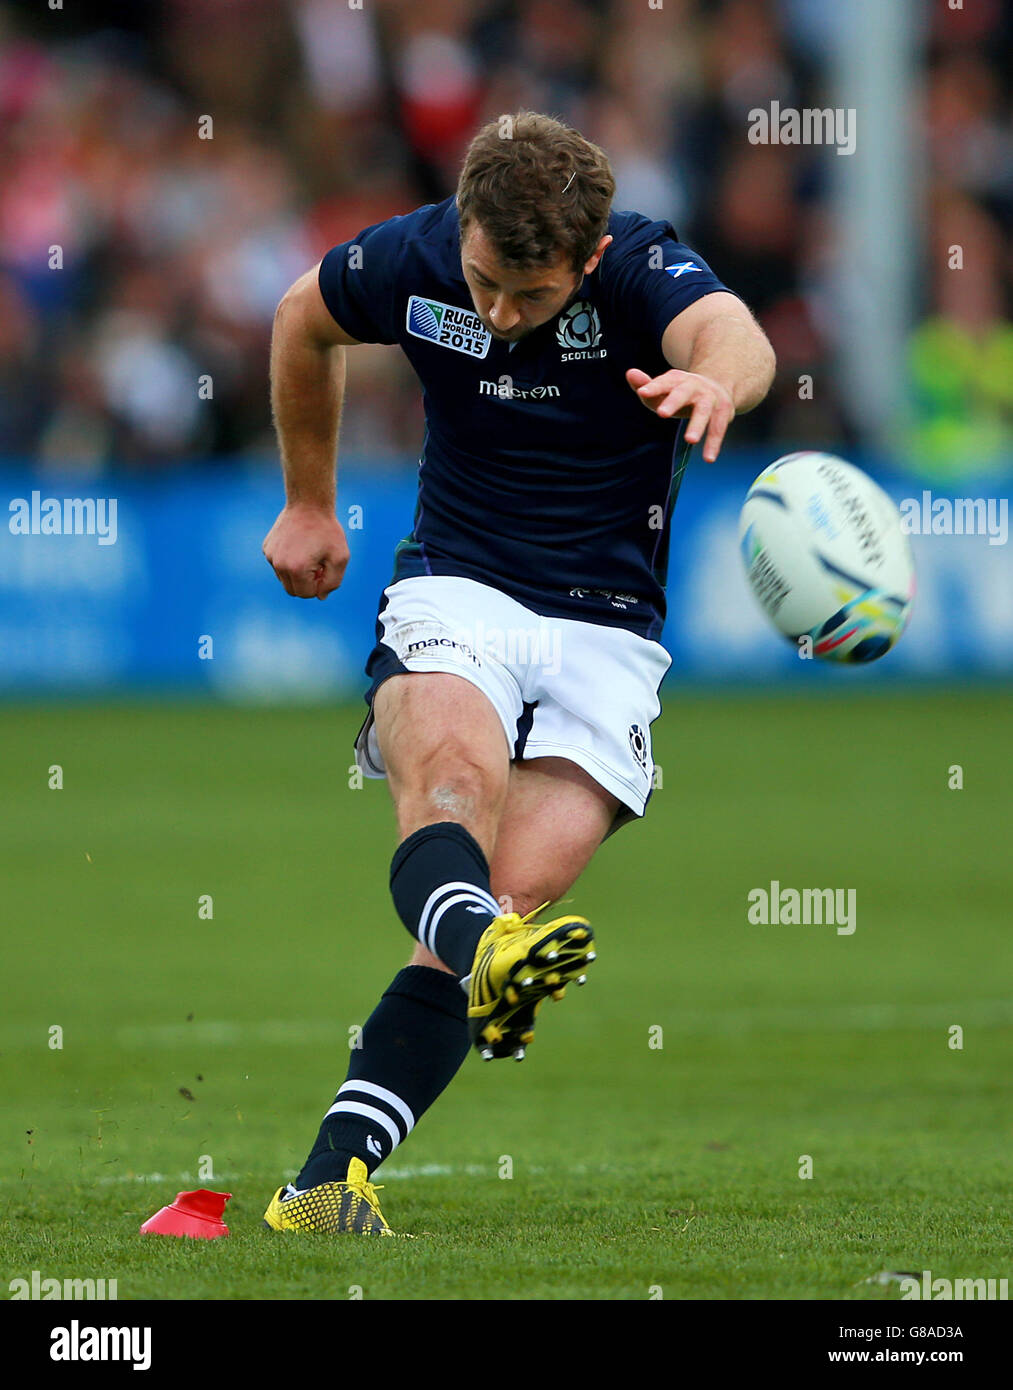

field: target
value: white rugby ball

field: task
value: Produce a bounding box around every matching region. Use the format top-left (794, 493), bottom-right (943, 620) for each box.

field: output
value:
top-left (739, 451), bottom-right (915, 662)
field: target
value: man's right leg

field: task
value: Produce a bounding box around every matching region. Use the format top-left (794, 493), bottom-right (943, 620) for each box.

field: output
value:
top-left (379, 671), bottom-right (514, 975)
top-left (289, 672), bottom-right (513, 1201)
top-left (274, 676), bottom-right (600, 1226)
top-left (377, 670), bottom-right (511, 855)
top-left (374, 674), bottom-right (596, 1062)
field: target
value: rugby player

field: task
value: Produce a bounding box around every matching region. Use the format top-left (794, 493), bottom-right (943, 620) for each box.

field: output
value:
top-left (262, 112), bottom-right (775, 1234)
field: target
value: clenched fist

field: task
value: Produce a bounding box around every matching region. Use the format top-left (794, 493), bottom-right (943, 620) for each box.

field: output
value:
top-left (263, 503), bottom-right (349, 600)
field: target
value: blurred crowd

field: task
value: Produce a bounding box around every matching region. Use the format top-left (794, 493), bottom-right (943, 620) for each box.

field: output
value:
top-left (0, 0), bottom-right (1009, 475)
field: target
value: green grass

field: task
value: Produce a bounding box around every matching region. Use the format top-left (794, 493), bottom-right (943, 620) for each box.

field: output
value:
top-left (1, 691), bottom-right (1011, 1299)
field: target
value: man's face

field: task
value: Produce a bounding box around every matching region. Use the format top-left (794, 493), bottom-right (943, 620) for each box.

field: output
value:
top-left (460, 221), bottom-right (611, 343)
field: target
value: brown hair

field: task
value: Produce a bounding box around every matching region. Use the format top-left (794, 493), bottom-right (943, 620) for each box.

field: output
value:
top-left (456, 111), bottom-right (616, 272)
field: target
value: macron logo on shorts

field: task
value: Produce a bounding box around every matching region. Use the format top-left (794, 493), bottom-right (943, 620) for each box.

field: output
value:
top-left (406, 636), bottom-right (481, 666)
top-left (388, 620), bottom-right (483, 668)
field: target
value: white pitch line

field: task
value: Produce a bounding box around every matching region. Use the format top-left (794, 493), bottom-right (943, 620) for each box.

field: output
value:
top-left (105, 997), bottom-right (1013, 1043)
top-left (116, 1020), bottom-right (347, 1047)
top-left (657, 997), bottom-right (1013, 1036)
top-left (0, 998), bottom-right (1010, 1052)
top-left (94, 1163), bottom-right (549, 1185)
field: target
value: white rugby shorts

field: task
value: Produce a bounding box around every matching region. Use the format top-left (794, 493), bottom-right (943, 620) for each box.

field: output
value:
top-left (354, 575), bottom-right (671, 824)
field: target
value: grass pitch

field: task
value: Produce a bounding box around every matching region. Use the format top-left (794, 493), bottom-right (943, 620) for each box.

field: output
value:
top-left (1, 690), bottom-right (1011, 1300)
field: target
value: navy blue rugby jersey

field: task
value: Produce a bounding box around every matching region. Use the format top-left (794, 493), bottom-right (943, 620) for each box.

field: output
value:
top-left (318, 196), bottom-right (732, 639)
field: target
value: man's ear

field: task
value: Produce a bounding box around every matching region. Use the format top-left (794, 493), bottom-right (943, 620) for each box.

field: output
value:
top-left (583, 234), bottom-right (613, 276)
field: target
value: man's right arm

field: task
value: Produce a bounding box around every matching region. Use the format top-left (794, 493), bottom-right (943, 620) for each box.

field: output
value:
top-left (263, 264), bottom-right (359, 600)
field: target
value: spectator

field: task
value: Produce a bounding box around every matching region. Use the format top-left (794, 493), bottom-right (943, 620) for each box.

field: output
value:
top-left (0, 0), bottom-right (1006, 472)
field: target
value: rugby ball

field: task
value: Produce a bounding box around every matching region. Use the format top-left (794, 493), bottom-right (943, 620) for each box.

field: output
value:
top-left (738, 452), bottom-right (915, 662)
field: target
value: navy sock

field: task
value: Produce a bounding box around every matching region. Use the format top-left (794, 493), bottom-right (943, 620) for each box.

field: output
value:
top-left (389, 822), bottom-right (500, 978)
top-left (295, 966), bottom-right (470, 1187)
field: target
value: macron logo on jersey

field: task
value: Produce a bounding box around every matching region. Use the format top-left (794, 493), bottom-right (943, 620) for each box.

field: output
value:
top-left (406, 296), bottom-right (491, 358)
top-left (664, 261), bottom-right (702, 279)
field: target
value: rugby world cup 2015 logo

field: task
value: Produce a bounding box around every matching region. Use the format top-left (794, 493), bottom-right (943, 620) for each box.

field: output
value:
top-left (407, 295), bottom-right (491, 358)
top-left (556, 301), bottom-right (606, 361)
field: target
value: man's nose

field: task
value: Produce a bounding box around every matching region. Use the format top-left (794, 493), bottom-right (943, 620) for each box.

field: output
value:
top-left (490, 295), bottom-right (520, 329)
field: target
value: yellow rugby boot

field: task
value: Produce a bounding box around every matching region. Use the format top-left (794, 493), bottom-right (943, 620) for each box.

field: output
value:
top-left (262, 1158), bottom-right (399, 1235)
top-left (466, 906), bottom-right (596, 1060)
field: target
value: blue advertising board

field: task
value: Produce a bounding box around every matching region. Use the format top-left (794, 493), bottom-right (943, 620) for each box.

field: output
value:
top-left (1, 455), bottom-right (1010, 696)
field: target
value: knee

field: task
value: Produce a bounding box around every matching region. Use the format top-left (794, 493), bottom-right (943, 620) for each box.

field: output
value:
top-left (401, 744), bottom-right (506, 830)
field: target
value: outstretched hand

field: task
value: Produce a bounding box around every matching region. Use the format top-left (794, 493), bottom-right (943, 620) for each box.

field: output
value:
top-left (626, 367), bottom-right (735, 463)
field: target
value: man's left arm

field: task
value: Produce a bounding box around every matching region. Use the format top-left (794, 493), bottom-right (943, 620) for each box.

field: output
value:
top-left (626, 291), bottom-right (776, 463)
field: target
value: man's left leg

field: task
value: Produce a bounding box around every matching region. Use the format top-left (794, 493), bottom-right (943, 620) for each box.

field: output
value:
top-left (290, 757), bottom-right (619, 1198)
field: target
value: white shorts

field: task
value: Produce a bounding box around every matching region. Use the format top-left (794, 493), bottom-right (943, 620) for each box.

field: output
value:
top-left (354, 575), bottom-right (671, 825)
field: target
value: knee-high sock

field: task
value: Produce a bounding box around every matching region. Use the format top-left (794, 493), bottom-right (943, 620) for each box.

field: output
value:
top-left (295, 965), bottom-right (470, 1187)
top-left (389, 822), bottom-right (500, 978)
